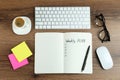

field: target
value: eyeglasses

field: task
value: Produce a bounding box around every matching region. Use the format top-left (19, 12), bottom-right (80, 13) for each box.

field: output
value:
top-left (95, 13), bottom-right (110, 43)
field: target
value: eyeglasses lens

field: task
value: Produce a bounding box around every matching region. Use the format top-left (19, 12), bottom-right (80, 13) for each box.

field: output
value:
top-left (95, 18), bottom-right (103, 27)
top-left (99, 30), bottom-right (106, 40)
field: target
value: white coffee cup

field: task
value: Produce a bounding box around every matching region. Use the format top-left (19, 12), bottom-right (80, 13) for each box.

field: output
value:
top-left (12, 16), bottom-right (32, 35)
top-left (14, 17), bottom-right (26, 28)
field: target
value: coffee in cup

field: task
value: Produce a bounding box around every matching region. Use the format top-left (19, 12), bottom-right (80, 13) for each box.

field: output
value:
top-left (15, 17), bottom-right (25, 28)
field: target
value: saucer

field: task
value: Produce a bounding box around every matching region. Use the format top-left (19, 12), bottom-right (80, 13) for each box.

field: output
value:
top-left (12, 16), bottom-right (32, 35)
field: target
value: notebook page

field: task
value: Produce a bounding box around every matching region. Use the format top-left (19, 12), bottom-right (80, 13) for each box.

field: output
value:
top-left (64, 32), bottom-right (92, 74)
top-left (35, 33), bottom-right (64, 74)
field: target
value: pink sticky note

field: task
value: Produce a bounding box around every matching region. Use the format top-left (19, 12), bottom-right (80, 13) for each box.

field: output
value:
top-left (8, 54), bottom-right (29, 70)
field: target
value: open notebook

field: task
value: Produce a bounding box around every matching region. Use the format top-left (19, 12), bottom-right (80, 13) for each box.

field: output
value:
top-left (35, 32), bottom-right (92, 74)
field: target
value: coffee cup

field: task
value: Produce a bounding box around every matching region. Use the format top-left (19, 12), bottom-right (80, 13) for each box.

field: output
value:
top-left (12, 16), bottom-right (32, 35)
top-left (15, 17), bottom-right (25, 28)
top-left (13, 17), bottom-right (27, 29)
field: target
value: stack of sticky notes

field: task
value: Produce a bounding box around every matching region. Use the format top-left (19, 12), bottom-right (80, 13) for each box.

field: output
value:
top-left (8, 41), bottom-right (32, 70)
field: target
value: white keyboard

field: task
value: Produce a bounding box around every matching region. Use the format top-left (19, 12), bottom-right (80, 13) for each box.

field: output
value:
top-left (35, 7), bottom-right (91, 29)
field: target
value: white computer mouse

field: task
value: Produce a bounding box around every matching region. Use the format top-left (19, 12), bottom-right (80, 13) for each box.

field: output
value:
top-left (96, 46), bottom-right (113, 70)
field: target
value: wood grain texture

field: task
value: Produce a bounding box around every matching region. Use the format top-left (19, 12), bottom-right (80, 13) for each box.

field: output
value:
top-left (0, 0), bottom-right (120, 80)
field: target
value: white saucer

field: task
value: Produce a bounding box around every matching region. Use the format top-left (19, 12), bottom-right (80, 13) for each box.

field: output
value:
top-left (12, 16), bottom-right (32, 35)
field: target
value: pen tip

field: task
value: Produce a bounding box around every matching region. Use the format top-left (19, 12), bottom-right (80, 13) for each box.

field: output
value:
top-left (81, 69), bottom-right (84, 72)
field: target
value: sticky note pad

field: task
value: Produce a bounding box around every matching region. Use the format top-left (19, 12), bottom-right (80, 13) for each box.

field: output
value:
top-left (8, 54), bottom-right (29, 70)
top-left (11, 41), bottom-right (32, 62)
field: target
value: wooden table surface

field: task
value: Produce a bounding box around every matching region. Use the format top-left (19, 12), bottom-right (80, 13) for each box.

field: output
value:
top-left (0, 0), bottom-right (120, 80)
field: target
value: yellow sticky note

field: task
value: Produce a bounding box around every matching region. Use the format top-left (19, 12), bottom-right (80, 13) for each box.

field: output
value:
top-left (11, 41), bottom-right (32, 62)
